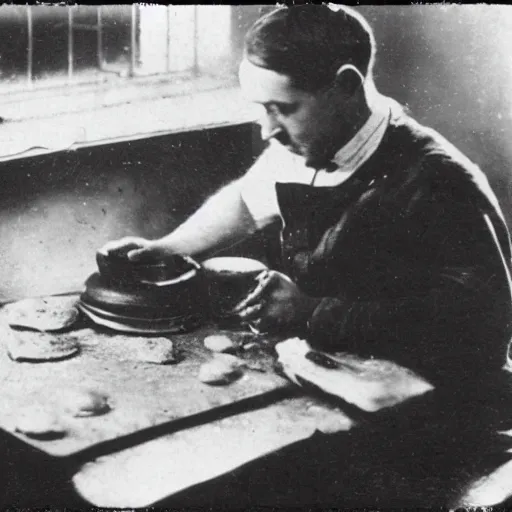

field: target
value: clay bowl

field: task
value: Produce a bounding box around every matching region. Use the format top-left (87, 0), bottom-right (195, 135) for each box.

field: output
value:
top-left (202, 256), bottom-right (268, 319)
top-left (96, 250), bottom-right (199, 285)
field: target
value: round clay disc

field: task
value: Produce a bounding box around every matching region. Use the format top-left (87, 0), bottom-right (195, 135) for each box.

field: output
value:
top-left (203, 334), bottom-right (236, 353)
top-left (14, 405), bottom-right (67, 440)
top-left (198, 353), bottom-right (245, 386)
top-left (132, 337), bottom-right (177, 364)
top-left (59, 388), bottom-right (111, 417)
top-left (7, 330), bottom-right (80, 362)
top-left (6, 296), bottom-right (80, 332)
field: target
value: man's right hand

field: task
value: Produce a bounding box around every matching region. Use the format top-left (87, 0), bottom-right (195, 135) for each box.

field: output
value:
top-left (97, 181), bottom-right (256, 265)
top-left (98, 236), bottom-right (173, 263)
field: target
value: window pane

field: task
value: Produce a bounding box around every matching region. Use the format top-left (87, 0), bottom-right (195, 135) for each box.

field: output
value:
top-left (137, 6), bottom-right (203, 76)
top-left (0, 6), bottom-right (28, 89)
top-left (32, 6), bottom-right (68, 82)
top-left (72, 5), bottom-right (98, 26)
top-left (197, 6), bottom-right (232, 79)
top-left (100, 5), bottom-right (133, 71)
top-left (167, 6), bottom-right (196, 73)
top-left (138, 5), bottom-right (169, 76)
top-left (72, 6), bottom-right (101, 73)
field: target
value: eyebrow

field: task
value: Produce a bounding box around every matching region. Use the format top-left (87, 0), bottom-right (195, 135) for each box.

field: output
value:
top-left (268, 100), bottom-right (294, 106)
top-left (262, 100), bottom-right (298, 110)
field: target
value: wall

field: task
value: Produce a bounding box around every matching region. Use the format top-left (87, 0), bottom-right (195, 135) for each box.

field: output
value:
top-left (0, 124), bottom-right (261, 302)
top-left (358, 5), bottom-right (512, 228)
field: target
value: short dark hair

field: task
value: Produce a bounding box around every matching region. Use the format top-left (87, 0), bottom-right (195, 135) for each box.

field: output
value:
top-left (244, 4), bottom-right (375, 92)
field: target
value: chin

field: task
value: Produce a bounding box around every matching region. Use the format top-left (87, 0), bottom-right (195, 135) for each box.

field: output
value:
top-left (304, 152), bottom-right (325, 168)
top-left (307, 158), bottom-right (333, 170)
top-left (304, 146), bottom-right (334, 169)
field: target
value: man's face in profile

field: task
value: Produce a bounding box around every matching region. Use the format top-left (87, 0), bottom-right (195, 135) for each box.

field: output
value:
top-left (239, 58), bottom-right (344, 169)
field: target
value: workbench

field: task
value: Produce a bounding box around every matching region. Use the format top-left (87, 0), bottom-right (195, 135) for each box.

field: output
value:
top-left (1, 296), bottom-right (511, 508)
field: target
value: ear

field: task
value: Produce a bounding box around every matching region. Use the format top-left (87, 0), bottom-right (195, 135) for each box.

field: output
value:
top-left (333, 63), bottom-right (364, 98)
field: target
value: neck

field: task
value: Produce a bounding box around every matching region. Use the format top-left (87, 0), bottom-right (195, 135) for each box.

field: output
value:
top-left (340, 98), bottom-right (372, 145)
top-left (324, 92), bottom-right (372, 161)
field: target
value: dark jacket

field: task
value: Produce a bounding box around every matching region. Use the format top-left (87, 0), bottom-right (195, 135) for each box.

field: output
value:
top-left (275, 110), bottom-right (512, 385)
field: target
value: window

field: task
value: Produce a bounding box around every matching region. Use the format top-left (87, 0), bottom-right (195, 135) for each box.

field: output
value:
top-left (0, 5), bottom-right (274, 119)
top-left (0, 5), bottom-right (274, 160)
top-left (0, 5), bottom-right (235, 92)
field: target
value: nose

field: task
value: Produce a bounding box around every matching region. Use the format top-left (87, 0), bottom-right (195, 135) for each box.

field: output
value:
top-left (259, 113), bottom-right (283, 142)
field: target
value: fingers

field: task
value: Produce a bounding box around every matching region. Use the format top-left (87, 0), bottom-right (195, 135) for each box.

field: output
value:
top-left (181, 254), bottom-right (201, 270)
top-left (231, 270), bottom-right (273, 313)
top-left (248, 318), bottom-right (266, 335)
top-left (126, 247), bottom-right (151, 262)
top-left (237, 302), bottom-right (264, 321)
top-left (99, 237), bottom-right (148, 258)
top-left (99, 237), bottom-right (136, 255)
top-left (248, 314), bottom-right (282, 335)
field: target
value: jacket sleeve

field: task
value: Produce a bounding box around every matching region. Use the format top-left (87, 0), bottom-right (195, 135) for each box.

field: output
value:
top-left (304, 161), bottom-right (512, 381)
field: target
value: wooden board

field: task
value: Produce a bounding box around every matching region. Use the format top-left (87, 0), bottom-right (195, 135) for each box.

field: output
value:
top-left (0, 299), bottom-right (291, 457)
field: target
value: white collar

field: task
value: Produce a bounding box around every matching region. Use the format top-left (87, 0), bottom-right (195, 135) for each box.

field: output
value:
top-left (330, 89), bottom-right (391, 173)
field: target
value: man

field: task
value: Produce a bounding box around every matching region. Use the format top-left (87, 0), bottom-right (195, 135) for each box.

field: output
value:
top-left (101, 4), bottom-right (512, 387)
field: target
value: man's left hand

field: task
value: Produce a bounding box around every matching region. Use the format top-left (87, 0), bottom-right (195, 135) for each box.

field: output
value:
top-left (232, 270), bottom-right (321, 334)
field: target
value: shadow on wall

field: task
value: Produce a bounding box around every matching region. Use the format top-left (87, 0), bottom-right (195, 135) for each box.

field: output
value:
top-left (0, 124), bottom-right (259, 303)
top-left (358, 5), bottom-right (512, 228)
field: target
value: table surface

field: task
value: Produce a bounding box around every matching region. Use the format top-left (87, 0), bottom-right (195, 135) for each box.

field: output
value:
top-left (0, 313), bottom-right (292, 457)
top-left (1, 296), bottom-right (512, 508)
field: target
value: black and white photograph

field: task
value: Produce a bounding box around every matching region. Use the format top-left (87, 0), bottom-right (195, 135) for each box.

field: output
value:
top-left (0, 3), bottom-right (511, 508)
